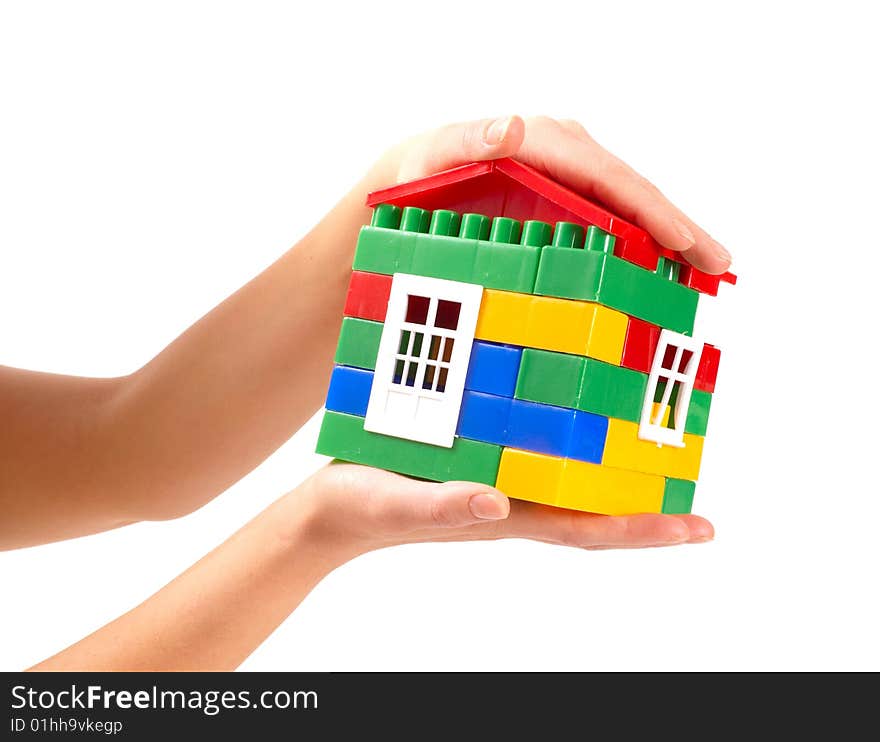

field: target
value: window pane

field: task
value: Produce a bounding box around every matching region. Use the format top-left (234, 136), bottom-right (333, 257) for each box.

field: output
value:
top-left (405, 294), bottom-right (430, 324)
top-left (442, 337), bottom-right (454, 362)
top-left (653, 379), bottom-right (680, 405)
top-left (435, 299), bottom-right (462, 330)
top-left (405, 362), bottom-right (418, 387)
top-left (437, 366), bottom-right (449, 393)
top-left (397, 330), bottom-right (411, 355)
top-left (653, 379), bottom-right (682, 428)
top-left (662, 345), bottom-right (678, 370)
top-left (393, 359), bottom-right (405, 384)
top-left (428, 335), bottom-right (441, 360)
top-left (678, 349), bottom-right (694, 373)
top-left (412, 332), bottom-right (424, 356)
top-left (422, 364), bottom-right (436, 390)
top-left (668, 380), bottom-right (684, 429)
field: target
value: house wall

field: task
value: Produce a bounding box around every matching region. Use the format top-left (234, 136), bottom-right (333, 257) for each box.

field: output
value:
top-left (316, 203), bottom-right (722, 516)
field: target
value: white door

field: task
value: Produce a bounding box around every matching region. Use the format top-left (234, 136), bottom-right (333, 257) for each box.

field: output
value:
top-left (364, 273), bottom-right (483, 447)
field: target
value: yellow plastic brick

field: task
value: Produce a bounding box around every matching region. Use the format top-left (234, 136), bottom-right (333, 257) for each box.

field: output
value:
top-left (475, 290), bottom-right (627, 365)
top-left (525, 297), bottom-right (625, 364)
top-left (474, 289), bottom-right (532, 346)
top-left (495, 447), bottom-right (665, 515)
top-left (557, 457), bottom-right (665, 515)
top-left (581, 303), bottom-right (628, 365)
top-left (603, 418), bottom-right (704, 480)
top-left (494, 447), bottom-right (563, 507)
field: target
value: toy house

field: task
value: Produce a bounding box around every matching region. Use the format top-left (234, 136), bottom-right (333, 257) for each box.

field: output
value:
top-left (316, 158), bottom-right (735, 515)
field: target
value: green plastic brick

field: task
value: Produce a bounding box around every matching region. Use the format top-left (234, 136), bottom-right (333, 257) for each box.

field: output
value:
top-left (459, 213), bottom-right (491, 240)
top-left (371, 203), bottom-right (402, 229)
top-left (534, 247), bottom-right (699, 334)
top-left (655, 255), bottom-right (681, 282)
top-left (472, 241), bottom-right (540, 293)
top-left (400, 206), bottom-right (431, 233)
top-left (334, 317), bottom-right (382, 370)
top-left (489, 216), bottom-right (522, 244)
top-left (515, 349), bottom-right (585, 409)
top-left (411, 233), bottom-right (477, 283)
top-left (515, 348), bottom-right (648, 422)
top-left (429, 209), bottom-right (462, 236)
top-left (662, 478), bottom-right (696, 514)
top-left (552, 221), bottom-right (586, 248)
top-left (521, 220), bottom-right (553, 247)
top-left (352, 226), bottom-right (539, 293)
top-left (686, 388), bottom-right (712, 436)
top-left (316, 410), bottom-right (502, 485)
top-left (579, 358), bottom-right (648, 421)
top-left (585, 225), bottom-right (615, 253)
top-left (352, 226), bottom-right (417, 274)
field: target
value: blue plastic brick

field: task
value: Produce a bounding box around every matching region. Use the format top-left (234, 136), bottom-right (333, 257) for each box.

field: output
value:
top-left (464, 341), bottom-right (523, 397)
top-left (457, 391), bottom-right (608, 464)
top-left (567, 410), bottom-right (610, 463)
top-left (325, 366), bottom-right (374, 417)
top-left (506, 399), bottom-right (575, 457)
top-left (457, 390), bottom-right (511, 446)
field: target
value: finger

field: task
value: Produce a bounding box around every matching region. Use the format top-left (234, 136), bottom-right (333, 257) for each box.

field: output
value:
top-left (672, 514), bottom-right (715, 543)
top-left (496, 499), bottom-right (706, 549)
top-left (342, 467), bottom-right (511, 533)
top-left (556, 118), bottom-right (592, 142)
top-left (517, 117), bottom-right (731, 274)
top-left (591, 163), bottom-right (732, 275)
top-left (396, 115), bottom-right (526, 183)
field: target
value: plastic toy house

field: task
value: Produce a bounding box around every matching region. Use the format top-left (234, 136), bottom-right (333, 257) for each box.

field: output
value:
top-left (316, 158), bottom-right (735, 515)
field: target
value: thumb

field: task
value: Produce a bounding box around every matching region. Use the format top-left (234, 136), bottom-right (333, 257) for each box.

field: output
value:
top-left (396, 115), bottom-right (526, 183)
top-left (383, 478), bottom-right (511, 533)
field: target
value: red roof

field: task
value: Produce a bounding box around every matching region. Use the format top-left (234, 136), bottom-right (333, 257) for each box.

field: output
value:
top-left (366, 158), bottom-right (736, 297)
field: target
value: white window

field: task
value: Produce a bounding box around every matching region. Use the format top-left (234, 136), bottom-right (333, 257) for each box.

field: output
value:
top-left (364, 273), bottom-right (483, 447)
top-left (638, 329), bottom-right (704, 448)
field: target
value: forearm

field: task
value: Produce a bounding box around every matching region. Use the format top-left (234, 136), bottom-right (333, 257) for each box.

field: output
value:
top-left (1, 169), bottom-right (384, 547)
top-left (106, 181), bottom-right (374, 518)
top-left (29, 482), bottom-right (352, 671)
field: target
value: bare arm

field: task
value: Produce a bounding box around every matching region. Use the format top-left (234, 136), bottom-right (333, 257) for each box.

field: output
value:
top-left (0, 184), bottom-right (371, 548)
top-left (1, 116), bottom-right (732, 551)
top-left (30, 463), bottom-right (713, 671)
top-left (28, 482), bottom-right (345, 671)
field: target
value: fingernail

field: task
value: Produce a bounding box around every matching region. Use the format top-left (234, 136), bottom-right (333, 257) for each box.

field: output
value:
top-left (468, 492), bottom-right (508, 520)
top-left (686, 520), bottom-right (714, 543)
top-left (483, 116), bottom-right (512, 146)
top-left (668, 532), bottom-right (690, 545)
top-left (671, 218), bottom-right (696, 250)
top-left (712, 239), bottom-right (731, 264)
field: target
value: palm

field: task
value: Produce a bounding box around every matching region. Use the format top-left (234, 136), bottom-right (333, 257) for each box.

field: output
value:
top-left (311, 463), bottom-right (713, 551)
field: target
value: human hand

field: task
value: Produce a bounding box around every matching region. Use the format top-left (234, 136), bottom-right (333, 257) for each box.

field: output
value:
top-left (369, 115), bottom-right (731, 274)
top-left (284, 463), bottom-right (713, 562)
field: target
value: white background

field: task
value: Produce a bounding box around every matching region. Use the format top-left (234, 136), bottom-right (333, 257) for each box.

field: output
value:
top-left (1, 1), bottom-right (878, 671)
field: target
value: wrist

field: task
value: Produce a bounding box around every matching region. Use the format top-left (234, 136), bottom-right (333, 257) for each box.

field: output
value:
top-left (270, 475), bottom-right (368, 571)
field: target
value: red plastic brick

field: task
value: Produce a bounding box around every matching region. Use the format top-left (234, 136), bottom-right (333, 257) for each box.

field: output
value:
top-left (343, 270), bottom-right (393, 322)
top-left (695, 343), bottom-right (721, 393)
top-left (678, 263), bottom-right (738, 296)
top-left (366, 158), bottom-right (736, 293)
top-left (613, 231), bottom-right (659, 272)
top-left (621, 316), bottom-right (661, 374)
top-left (366, 159), bottom-right (623, 241)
